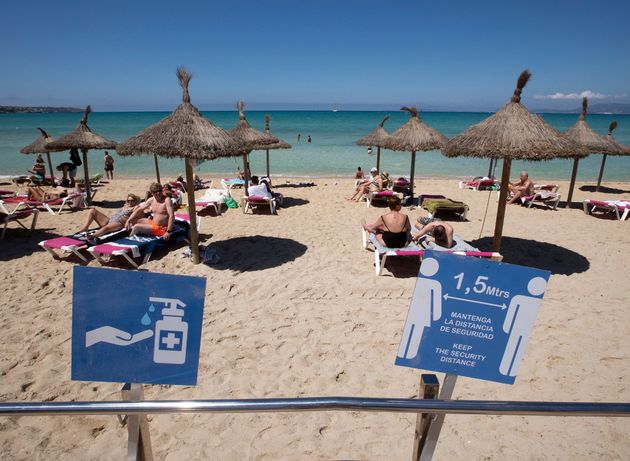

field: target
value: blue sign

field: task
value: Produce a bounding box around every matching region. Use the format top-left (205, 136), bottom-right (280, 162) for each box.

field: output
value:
top-left (395, 251), bottom-right (550, 384)
top-left (72, 266), bottom-right (206, 385)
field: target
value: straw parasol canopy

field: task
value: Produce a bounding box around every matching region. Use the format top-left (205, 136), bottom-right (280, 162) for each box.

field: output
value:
top-left (116, 67), bottom-right (246, 264)
top-left (46, 105), bottom-right (117, 205)
top-left (595, 121), bottom-right (630, 191)
top-left (563, 97), bottom-right (614, 205)
top-left (262, 114), bottom-right (291, 178)
top-left (443, 70), bottom-right (585, 252)
top-left (20, 128), bottom-right (56, 185)
top-left (356, 114), bottom-right (392, 172)
top-left (386, 107), bottom-right (448, 204)
top-left (228, 101), bottom-right (279, 194)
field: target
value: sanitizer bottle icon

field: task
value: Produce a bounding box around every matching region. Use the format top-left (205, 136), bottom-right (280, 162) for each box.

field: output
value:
top-left (151, 297), bottom-right (188, 364)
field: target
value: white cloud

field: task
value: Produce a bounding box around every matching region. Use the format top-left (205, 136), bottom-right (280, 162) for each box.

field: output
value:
top-left (534, 90), bottom-right (609, 100)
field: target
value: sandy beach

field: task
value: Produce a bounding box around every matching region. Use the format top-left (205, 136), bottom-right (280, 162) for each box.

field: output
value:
top-left (1, 176), bottom-right (629, 460)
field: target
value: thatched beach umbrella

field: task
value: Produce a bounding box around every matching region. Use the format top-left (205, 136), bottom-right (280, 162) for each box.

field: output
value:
top-left (595, 121), bottom-right (630, 191)
top-left (228, 101), bottom-right (279, 195)
top-left (46, 106), bottom-right (117, 205)
top-left (116, 67), bottom-right (246, 264)
top-left (20, 128), bottom-right (56, 185)
top-left (262, 114), bottom-right (291, 178)
top-left (356, 114), bottom-right (392, 172)
top-left (386, 107), bottom-right (448, 204)
top-left (562, 97), bottom-right (612, 206)
top-left (442, 70), bottom-right (584, 252)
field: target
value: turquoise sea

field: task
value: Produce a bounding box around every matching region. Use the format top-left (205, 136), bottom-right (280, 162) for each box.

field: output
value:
top-left (1, 111), bottom-right (629, 182)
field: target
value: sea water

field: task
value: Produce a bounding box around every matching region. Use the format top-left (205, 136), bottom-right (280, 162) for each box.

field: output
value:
top-left (1, 110), bottom-right (629, 182)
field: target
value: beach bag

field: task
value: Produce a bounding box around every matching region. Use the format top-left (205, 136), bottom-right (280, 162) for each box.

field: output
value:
top-left (224, 196), bottom-right (238, 208)
top-left (70, 148), bottom-right (82, 166)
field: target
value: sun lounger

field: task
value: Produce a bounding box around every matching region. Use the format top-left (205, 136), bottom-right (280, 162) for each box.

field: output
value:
top-left (0, 192), bottom-right (82, 215)
top-left (359, 189), bottom-right (402, 207)
top-left (39, 228), bottom-right (128, 263)
top-left (459, 177), bottom-right (498, 191)
top-left (521, 185), bottom-right (561, 210)
top-left (1, 208), bottom-right (39, 239)
top-left (421, 195), bottom-right (469, 220)
top-left (582, 199), bottom-right (630, 221)
top-left (242, 195), bottom-right (276, 214)
top-left (195, 188), bottom-right (230, 215)
top-left (361, 228), bottom-right (502, 276)
top-left (87, 215), bottom-right (191, 269)
top-left (392, 178), bottom-right (411, 193)
top-left (0, 190), bottom-right (15, 199)
top-left (221, 178), bottom-right (246, 189)
top-left (76, 173), bottom-right (103, 185)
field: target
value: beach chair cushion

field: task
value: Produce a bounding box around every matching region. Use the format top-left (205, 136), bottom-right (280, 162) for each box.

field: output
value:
top-left (422, 198), bottom-right (469, 220)
top-left (583, 199), bottom-right (630, 220)
top-left (39, 228), bottom-right (128, 262)
top-left (87, 216), bottom-right (191, 268)
top-left (242, 195), bottom-right (276, 214)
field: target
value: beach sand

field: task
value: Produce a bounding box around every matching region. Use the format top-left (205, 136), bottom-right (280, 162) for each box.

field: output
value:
top-left (0, 176), bottom-right (629, 460)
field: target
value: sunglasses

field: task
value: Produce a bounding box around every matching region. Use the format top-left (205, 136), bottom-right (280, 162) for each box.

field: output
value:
top-left (126, 198), bottom-right (135, 203)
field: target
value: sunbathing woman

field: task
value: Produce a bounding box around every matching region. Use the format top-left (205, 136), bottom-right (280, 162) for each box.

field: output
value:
top-left (76, 194), bottom-right (141, 240)
top-left (27, 186), bottom-right (68, 201)
top-left (362, 196), bottom-right (412, 248)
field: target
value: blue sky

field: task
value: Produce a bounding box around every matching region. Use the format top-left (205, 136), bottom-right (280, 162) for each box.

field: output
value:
top-left (2, 0), bottom-right (629, 111)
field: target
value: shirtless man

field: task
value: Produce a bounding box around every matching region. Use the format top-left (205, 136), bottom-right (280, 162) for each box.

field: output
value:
top-left (125, 183), bottom-right (175, 240)
top-left (508, 171), bottom-right (534, 204)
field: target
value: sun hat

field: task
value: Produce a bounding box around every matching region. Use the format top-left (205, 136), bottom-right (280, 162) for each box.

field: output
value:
top-left (370, 167), bottom-right (378, 172)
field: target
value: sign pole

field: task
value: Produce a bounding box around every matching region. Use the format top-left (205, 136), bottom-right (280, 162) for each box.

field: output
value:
top-left (418, 374), bottom-right (458, 461)
top-left (122, 383), bottom-right (153, 461)
top-left (412, 374), bottom-right (440, 461)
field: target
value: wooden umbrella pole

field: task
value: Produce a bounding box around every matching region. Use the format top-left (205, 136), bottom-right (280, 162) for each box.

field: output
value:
top-left (409, 150), bottom-right (416, 205)
top-left (487, 158), bottom-right (494, 178)
top-left (596, 154), bottom-right (607, 192)
top-left (243, 154), bottom-right (250, 196)
top-left (153, 154), bottom-right (161, 184)
top-left (81, 149), bottom-right (92, 206)
top-left (565, 158), bottom-right (580, 207)
top-left (185, 159), bottom-right (200, 265)
top-left (46, 153), bottom-right (55, 186)
top-left (492, 158), bottom-right (512, 253)
top-left (376, 147), bottom-right (381, 172)
top-left (266, 149), bottom-right (270, 178)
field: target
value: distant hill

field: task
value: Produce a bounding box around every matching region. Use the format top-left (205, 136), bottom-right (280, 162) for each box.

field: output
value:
top-left (535, 103), bottom-right (630, 115)
top-left (0, 106), bottom-right (83, 114)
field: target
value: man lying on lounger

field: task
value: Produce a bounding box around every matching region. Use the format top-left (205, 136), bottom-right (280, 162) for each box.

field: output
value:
top-left (508, 171), bottom-right (534, 204)
top-left (125, 182), bottom-right (175, 241)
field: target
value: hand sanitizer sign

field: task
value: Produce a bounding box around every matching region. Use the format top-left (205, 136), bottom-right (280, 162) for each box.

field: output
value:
top-left (72, 266), bottom-right (206, 385)
top-left (395, 251), bottom-right (550, 384)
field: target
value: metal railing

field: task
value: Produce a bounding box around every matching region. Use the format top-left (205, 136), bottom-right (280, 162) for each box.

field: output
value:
top-left (2, 397), bottom-right (629, 417)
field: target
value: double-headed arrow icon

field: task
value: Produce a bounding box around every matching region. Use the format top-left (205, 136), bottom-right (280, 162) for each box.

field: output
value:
top-left (443, 293), bottom-right (507, 310)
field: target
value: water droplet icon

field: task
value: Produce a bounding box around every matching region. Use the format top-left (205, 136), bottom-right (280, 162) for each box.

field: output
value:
top-left (141, 313), bottom-right (151, 326)
top-left (149, 305), bottom-right (155, 313)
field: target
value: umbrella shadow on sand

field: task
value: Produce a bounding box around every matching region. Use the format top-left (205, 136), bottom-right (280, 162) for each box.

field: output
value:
top-left (279, 197), bottom-right (309, 208)
top-left (0, 228), bottom-right (60, 262)
top-left (208, 235), bottom-right (307, 272)
top-left (469, 236), bottom-right (589, 275)
top-left (579, 185), bottom-right (630, 194)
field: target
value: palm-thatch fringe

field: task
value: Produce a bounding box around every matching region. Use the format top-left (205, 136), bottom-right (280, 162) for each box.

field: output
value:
top-left (228, 101), bottom-right (279, 150)
top-left (117, 72), bottom-right (244, 159)
top-left (563, 98), bottom-right (613, 157)
top-left (443, 70), bottom-right (585, 160)
top-left (20, 128), bottom-right (54, 154)
top-left (46, 106), bottom-right (117, 152)
top-left (263, 114), bottom-right (291, 150)
top-left (386, 107), bottom-right (447, 152)
top-left (356, 115), bottom-right (392, 147)
top-left (602, 121), bottom-right (630, 156)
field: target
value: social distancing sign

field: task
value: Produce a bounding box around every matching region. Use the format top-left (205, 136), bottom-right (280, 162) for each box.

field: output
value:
top-left (395, 251), bottom-right (550, 384)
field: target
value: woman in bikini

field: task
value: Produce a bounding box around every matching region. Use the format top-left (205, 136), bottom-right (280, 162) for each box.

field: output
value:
top-left (362, 195), bottom-right (412, 248)
top-left (76, 194), bottom-right (141, 240)
top-left (26, 186), bottom-right (68, 201)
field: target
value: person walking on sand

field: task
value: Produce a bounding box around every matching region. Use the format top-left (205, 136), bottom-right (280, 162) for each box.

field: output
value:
top-left (104, 151), bottom-right (114, 180)
top-left (307, 135), bottom-right (312, 143)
